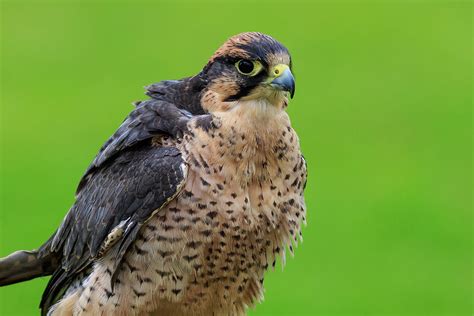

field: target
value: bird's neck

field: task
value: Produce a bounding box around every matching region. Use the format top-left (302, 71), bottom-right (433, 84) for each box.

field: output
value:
top-left (184, 103), bottom-right (299, 185)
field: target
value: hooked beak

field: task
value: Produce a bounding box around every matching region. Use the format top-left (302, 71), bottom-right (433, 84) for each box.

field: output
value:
top-left (270, 64), bottom-right (295, 98)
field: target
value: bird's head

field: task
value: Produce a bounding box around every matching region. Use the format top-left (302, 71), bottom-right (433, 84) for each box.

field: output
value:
top-left (200, 32), bottom-right (295, 113)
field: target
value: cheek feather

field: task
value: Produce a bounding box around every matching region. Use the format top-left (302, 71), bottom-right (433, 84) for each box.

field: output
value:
top-left (208, 77), bottom-right (240, 98)
top-left (201, 90), bottom-right (233, 113)
top-left (239, 86), bottom-right (289, 109)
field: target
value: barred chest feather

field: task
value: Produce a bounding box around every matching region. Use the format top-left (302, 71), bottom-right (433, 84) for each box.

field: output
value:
top-left (60, 106), bottom-right (307, 316)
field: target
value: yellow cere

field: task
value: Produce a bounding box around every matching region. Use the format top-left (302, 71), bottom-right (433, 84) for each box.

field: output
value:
top-left (271, 64), bottom-right (289, 78)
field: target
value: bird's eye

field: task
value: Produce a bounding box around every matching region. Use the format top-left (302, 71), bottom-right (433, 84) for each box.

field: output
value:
top-left (236, 60), bottom-right (254, 74)
top-left (235, 60), bottom-right (262, 76)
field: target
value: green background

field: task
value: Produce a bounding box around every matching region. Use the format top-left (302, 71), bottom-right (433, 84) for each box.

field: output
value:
top-left (0, 0), bottom-right (471, 315)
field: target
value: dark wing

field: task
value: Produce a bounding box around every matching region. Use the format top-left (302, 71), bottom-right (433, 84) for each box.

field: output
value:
top-left (77, 99), bottom-right (191, 193)
top-left (40, 100), bottom-right (191, 312)
top-left (146, 76), bottom-right (208, 115)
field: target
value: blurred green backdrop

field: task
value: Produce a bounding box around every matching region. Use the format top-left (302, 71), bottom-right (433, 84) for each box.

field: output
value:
top-left (0, 0), bottom-right (471, 315)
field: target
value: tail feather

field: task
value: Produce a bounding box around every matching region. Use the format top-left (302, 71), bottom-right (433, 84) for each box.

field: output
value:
top-left (0, 249), bottom-right (59, 286)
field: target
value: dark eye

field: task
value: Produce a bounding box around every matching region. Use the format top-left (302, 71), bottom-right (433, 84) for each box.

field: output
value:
top-left (236, 60), bottom-right (254, 74)
top-left (235, 60), bottom-right (263, 76)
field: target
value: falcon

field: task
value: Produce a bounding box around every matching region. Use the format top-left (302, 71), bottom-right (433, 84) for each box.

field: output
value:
top-left (0, 32), bottom-right (307, 316)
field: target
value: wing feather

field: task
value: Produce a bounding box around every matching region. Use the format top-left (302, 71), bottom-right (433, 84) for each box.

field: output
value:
top-left (76, 99), bottom-right (191, 194)
top-left (40, 100), bottom-right (192, 313)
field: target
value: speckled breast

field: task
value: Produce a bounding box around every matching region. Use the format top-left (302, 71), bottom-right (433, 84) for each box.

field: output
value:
top-left (93, 112), bottom-right (307, 316)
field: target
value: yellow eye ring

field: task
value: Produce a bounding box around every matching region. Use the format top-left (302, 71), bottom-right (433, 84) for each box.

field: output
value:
top-left (235, 60), bottom-right (263, 77)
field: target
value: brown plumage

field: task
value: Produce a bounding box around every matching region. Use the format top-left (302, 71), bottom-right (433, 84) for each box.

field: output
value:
top-left (0, 32), bottom-right (307, 316)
